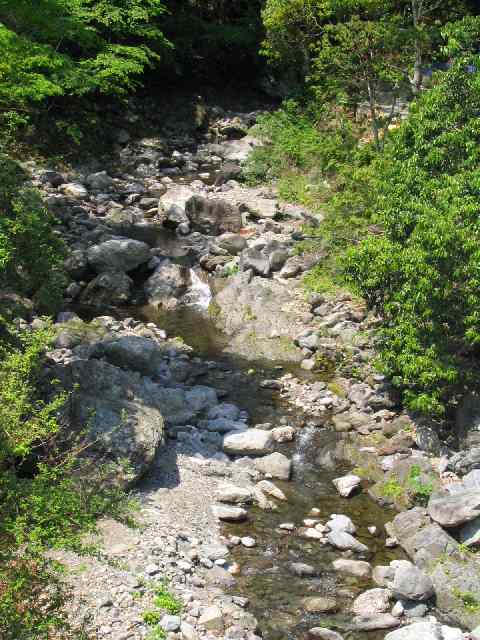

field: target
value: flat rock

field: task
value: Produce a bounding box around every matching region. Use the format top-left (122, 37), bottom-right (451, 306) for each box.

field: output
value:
top-left (212, 505), bottom-right (248, 522)
top-left (392, 564), bottom-right (434, 601)
top-left (223, 429), bottom-right (274, 456)
top-left (385, 622), bottom-right (463, 640)
top-left (326, 514), bottom-right (356, 534)
top-left (352, 614), bottom-right (400, 631)
top-left (216, 484), bottom-right (253, 504)
top-left (87, 238), bottom-right (151, 273)
top-left (428, 489), bottom-right (480, 527)
top-left (308, 629), bottom-right (344, 640)
top-left (352, 588), bottom-right (392, 616)
top-left (302, 597), bottom-right (337, 613)
top-left (256, 480), bottom-right (287, 501)
top-left (289, 562), bottom-right (317, 577)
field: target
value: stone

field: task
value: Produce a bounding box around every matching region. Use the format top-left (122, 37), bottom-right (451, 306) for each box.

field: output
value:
top-left (448, 448), bottom-right (480, 475)
top-left (80, 270), bottom-right (132, 307)
top-left (181, 622), bottom-right (198, 640)
top-left (87, 239), bottom-right (151, 273)
top-left (333, 559), bottom-right (371, 579)
top-left (198, 606), bottom-right (224, 632)
top-left (216, 484), bottom-right (253, 504)
top-left (217, 233), bottom-right (247, 255)
top-left (326, 514), bottom-right (356, 534)
top-left (211, 505), bottom-right (247, 522)
top-left (401, 600), bottom-right (428, 618)
top-left (52, 357), bottom-right (164, 486)
top-left (64, 249), bottom-right (89, 280)
top-left (289, 562), bottom-right (317, 577)
top-left (271, 426), bottom-right (295, 443)
top-left (392, 564), bottom-right (435, 601)
top-left (256, 480), bottom-right (287, 501)
top-left (254, 452), bottom-right (292, 480)
top-left (158, 185), bottom-right (196, 216)
top-left (144, 260), bottom-right (191, 308)
top-left (428, 489), bottom-right (480, 527)
top-left (241, 537), bottom-right (256, 548)
top-left (373, 565), bottom-right (395, 587)
top-left (239, 248), bottom-right (270, 277)
top-left (86, 171), bottom-right (113, 190)
top-left (302, 597), bottom-right (337, 613)
top-left (352, 588), bottom-right (392, 616)
top-left (332, 474), bottom-right (362, 497)
top-left (215, 162), bottom-right (242, 186)
top-left (96, 335), bottom-right (164, 376)
top-left (185, 195), bottom-right (242, 235)
top-left (41, 170), bottom-right (65, 187)
top-left (327, 530), bottom-right (369, 553)
top-left (207, 403), bottom-right (241, 421)
top-left (160, 615), bottom-right (181, 632)
top-left (385, 622), bottom-right (463, 640)
top-left (60, 182), bottom-right (88, 198)
top-left (203, 418), bottom-right (247, 433)
top-left (353, 615), bottom-right (400, 631)
top-left (223, 429), bottom-right (274, 456)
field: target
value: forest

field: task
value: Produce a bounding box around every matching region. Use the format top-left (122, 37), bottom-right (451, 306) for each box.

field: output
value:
top-left (2, 1), bottom-right (480, 638)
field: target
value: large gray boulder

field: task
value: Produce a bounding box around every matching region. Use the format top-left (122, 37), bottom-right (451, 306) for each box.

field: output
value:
top-left (352, 588), bottom-right (391, 616)
top-left (87, 239), bottom-right (151, 273)
top-left (326, 530), bottom-right (368, 554)
top-left (94, 336), bottom-right (166, 377)
top-left (456, 392), bottom-right (480, 447)
top-left (158, 185), bottom-right (196, 217)
top-left (54, 356), bottom-right (164, 485)
top-left (64, 249), bottom-right (89, 280)
top-left (80, 270), bottom-right (132, 307)
top-left (144, 261), bottom-right (191, 308)
top-left (254, 452), bottom-right (292, 480)
top-left (428, 489), bottom-right (480, 527)
top-left (223, 429), bottom-right (274, 456)
top-left (239, 248), bottom-right (270, 276)
top-left (86, 171), bottom-right (114, 191)
top-left (392, 563), bottom-right (434, 601)
top-left (385, 622), bottom-right (463, 640)
top-left (185, 195), bottom-right (242, 235)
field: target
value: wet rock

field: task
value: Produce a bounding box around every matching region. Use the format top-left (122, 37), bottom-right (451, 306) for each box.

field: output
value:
top-left (385, 622), bottom-right (463, 640)
top-left (332, 474), bottom-right (362, 497)
top-left (254, 452), bottom-right (292, 480)
top-left (392, 563), bottom-right (434, 601)
top-left (223, 429), bottom-right (274, 456)
top-left (211, 505), bottom-right (248, 522)
top-left (87, 239), bottom-right (151, 273)
top-left (333, 559), bottom-right (371, 579)
top-left (327, 530), bottom-right (369, 553)
top-left (181, 622), bottom-right (198, 640)
top-left (428, 489), bottom-right (480, 527)
top-left (80, 270), bottom-right (132, 307)
top-left (241, 536), bottom-right (256, 548)
top-left (280, 257), bottom-right (303, 278)
top-left (207, 403), bottom-right (241, 422)
top-left (332, 411), bottom-right (370, 433)
top-left (186, 195), bottom-right (242, 235)
top-left (144, 261), bottom-right (191, 308)
top-left (41, 170), bottom-right (65, 187)
top-left (400, 600), bottom-right (428, 618)
top-left (352, 588), bottom-right (392, 615)
top-left (203, 418), bottom-right (247, 433)
top-left (216, 484), bottom-right (253, 504)
top-left (302, 597), bottom-right (337, 613)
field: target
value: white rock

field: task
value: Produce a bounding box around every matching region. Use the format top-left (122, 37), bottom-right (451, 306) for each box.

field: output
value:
top-left (332, 474), bottom-right (362, 497)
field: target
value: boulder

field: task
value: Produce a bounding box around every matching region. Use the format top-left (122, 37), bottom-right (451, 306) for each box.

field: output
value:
top-left (223, 429), bottom-right (274, 456)
top-left (428, 489), bottom-right (480, 527)
top-left (352, 588), bottom-right (392, 616)
top-left (289, 562), bottom-right (317, 577)
top-left (392, 563), bottom-right (434, 601)
top-left (211, 505), bottom-right (247, 522)
top-left (215, 162), bottom-right (242, 186)
top-left (86, 171), bottom-right (113, 191)
top-left (333, 559), bottom-right (371, 579)
top-left (216, 484), bottom-right (253, 504)
top-left (198, 606), bottom-right (224, 632)
top-left (460, 516), bottom-right (480, 546)
top-left (64, 249), bottom-right (89, 280)
top-left (60, 182), bottom-right (88, 198)
top-left (185, 195), bottom-right (242, 235)
top-left (80, 270), bottom-right (132, 307)
top-left (327, 530), bottom-right (368, 554)
top-left (239, 247), bottom-right (270, 277)
top-left (333, 474), bottom-right (362, 497)
top-left (144, 261), bottom-right (191, 308)
top-left (158, 185), bottom-right (196, 216)
top-left (302, 597), bottom-right (337, 613)
top-left (352, 615), bottom-right (400, 631)
top-left (326, 514), bottom-right (356, 534)
top-left (385, 622), bottom-right (463, 640)
top-left (87, 239), bottom-right (151, 273)
top-left (95, 336), bottom-right (165, 377)
top-left (254, 452), bottom-right (292, 480)
top-left (308, 629), bottom-right (344, 640)
top-left (217, 232), bottom-right (247, 255)
top-left (256, 480), bottom-right (287, 501)
top-left (53, 356), bottom-right (164, 485)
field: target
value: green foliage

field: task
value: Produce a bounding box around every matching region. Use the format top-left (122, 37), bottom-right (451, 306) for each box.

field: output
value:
top-left (0, 155), bottom-right (66, 313)
top-left (406, 465), bottom-right (434, 504)
top-left (143, 611), bottom-right (162, 626)
top-left (146, 628), bottom-right (167, 640)
top-left (345, 55), bottom-right (480, 414)
top-left (452, 587), bottom-right (480, 613)
top-left (153, 582), bottom-right (183, 614)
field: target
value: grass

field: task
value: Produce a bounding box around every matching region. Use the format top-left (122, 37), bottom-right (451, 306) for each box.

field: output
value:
top-left (452, 587), bottom-right (480, 613)
top-left (153, 583), bottom-right (183, 614)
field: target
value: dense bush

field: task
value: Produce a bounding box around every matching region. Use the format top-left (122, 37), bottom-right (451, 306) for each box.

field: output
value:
top-left (344, 55), bottom-right (480, 415)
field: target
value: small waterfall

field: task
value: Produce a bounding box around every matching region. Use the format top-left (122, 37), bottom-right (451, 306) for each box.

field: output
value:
top-left (183, 268), bottom-right (212, 309)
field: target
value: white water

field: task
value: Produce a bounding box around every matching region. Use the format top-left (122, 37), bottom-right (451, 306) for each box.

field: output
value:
top-left (183, 268), bottom-right (212, 309)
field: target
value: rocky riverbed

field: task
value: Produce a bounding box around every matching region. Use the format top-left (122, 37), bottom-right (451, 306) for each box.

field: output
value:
top-left (11, 99), bottom-right (480, 640)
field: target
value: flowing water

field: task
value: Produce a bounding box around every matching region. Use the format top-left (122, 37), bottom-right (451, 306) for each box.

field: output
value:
top-left (134, 299), bottom-right (405, 640)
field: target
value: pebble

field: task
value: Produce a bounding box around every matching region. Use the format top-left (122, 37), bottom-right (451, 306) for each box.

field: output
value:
top-left (241, 537), bottom-right (256, 548)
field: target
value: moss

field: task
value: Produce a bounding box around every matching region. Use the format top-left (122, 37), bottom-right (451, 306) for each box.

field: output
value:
top-left (328, 380), bottom-right (347, 398)
top-left (243, 305), bottom-right (257, 322)
top-left (452, 588), bottom-right (480, 613)
top-left (208, 301), bottom-right (221, 319)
